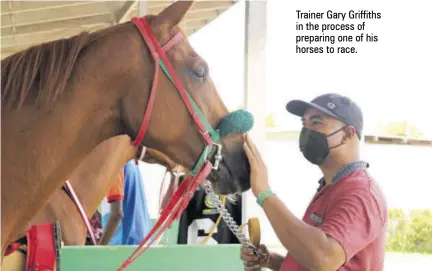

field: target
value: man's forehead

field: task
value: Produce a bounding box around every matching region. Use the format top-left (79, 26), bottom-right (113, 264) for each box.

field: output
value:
top-left (301, 108), bottom-right (338, 122)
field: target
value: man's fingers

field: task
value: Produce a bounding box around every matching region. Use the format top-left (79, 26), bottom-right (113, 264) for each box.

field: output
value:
top-left (243, 134), bottom-right (258, 160)
top-left (241, 245), bottom-right (263, 270)
top-left (241, 254), bottom-right (258, 262)
top-left (240, 246), bottom-right (258, 262)
top-left (243, 139), bottom-right (257, 165)
top-left (244, 264), bottom-right (260, 271)
top-left (244, 134), bottom-right (264, 164)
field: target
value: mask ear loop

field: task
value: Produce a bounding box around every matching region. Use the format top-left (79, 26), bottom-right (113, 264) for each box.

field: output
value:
top-left (327, 125), bottom-right (348, 149)
top-left (326, 125), bottom-right (347, 138)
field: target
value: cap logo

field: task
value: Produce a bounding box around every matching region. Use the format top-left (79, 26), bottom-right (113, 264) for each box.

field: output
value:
top-left (327, 102), bottom-right (336, 109)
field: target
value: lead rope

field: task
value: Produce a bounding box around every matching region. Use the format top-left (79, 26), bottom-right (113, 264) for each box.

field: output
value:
top-left (202, 181), bottom-right (265, 259)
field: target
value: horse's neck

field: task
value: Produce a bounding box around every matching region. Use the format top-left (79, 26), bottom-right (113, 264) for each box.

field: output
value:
top-left (0, 72), bottom-right (122, 247)
top-left (67, 135), bottom-right (136, 218)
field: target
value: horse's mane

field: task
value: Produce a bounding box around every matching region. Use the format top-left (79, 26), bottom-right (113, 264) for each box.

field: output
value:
top-left (1, 26), bottom-right (118, 110)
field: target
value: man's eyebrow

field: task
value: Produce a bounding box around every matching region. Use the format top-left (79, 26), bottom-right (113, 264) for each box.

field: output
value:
top-left (301, 115), bottom-right (325, 122)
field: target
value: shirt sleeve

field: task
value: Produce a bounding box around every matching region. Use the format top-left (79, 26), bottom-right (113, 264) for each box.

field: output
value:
top-left (319, 187), bottom-right (384, 263)
top-left (106, 171), bottom-right (125, 203)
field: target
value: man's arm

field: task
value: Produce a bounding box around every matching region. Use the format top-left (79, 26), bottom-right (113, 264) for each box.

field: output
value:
top-left (261, 188), bottom-right (383, 271)
top-left (99, 171), bottom-right (125, 245)
top-left (99, 200), bottom-right (123, 245)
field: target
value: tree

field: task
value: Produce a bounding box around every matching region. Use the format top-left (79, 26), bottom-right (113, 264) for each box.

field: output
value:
top-left (387, 209), bottom-right (432, 254)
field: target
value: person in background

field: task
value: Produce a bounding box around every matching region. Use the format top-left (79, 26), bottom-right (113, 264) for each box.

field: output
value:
top-left (99, 171), bottom-right (124, 245)
top-left (100, 160), bottom-right (153, 245)
top-left (241, 93), bottom-right (388, 271)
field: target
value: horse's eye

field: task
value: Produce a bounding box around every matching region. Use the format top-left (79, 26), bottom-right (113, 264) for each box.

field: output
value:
top-left (192, 66), bottom-right (206, 79)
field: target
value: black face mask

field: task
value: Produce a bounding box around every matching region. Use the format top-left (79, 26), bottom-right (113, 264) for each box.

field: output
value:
top-left (299, 126), bottom-right (345, 165)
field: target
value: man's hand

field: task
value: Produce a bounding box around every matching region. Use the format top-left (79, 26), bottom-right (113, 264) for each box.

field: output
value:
top-left (240, 245), bottom-right (271, 270)
top-left (243, 134), bottom-right (270, 197)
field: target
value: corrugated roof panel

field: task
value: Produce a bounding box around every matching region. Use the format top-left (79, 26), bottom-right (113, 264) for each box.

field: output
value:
top-left (1, 1), bottom-right (237, 59)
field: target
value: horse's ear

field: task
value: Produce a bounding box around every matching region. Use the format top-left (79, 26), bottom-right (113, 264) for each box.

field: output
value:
top-left (156, 0), bottom-right (195, 28)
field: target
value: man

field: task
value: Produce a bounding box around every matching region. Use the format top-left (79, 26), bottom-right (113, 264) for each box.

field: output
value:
top-left (100, 160), bottom-right (153, 245)
top-left (99, 171), bottom-right (124, 245)
top-left (241, 93), bottom-right (387, 271)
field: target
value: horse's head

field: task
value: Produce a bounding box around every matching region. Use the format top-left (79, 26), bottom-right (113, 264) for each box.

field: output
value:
top-left (120, 1), bottom-right (250, 195)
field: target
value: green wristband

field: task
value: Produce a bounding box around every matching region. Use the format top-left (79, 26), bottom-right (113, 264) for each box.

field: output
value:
top-left (256, 189), bottom-right (275, 207)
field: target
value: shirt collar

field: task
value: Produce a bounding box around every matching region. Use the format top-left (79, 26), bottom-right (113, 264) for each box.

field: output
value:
top-left (317, 160), bottom-right (369, 192)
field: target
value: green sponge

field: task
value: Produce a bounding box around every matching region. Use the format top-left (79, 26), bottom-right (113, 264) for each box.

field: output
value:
top-left (216, 109), bottom-right (254, 138)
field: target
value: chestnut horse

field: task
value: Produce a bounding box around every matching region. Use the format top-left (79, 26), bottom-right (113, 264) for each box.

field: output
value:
top-left (22, 135), bottom-right (178, 246)
top-left (1, 1), bottom-right (250, 259)
top-left (3, 135), bottom-right (179, 269)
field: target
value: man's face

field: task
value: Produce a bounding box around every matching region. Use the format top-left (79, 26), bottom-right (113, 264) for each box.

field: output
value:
top-left (301, 107), bottom-right (349, 150)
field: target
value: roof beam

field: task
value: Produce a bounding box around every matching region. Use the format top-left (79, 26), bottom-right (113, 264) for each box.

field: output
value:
top-left (135, 1), bottom-right (235, 16)
top-left (1, 1), bottom-right (94, 15)
top-left (1, 2), bottom-right (123, 29)
top-left (1, 1), bottom-right (238, 58)
top-left (117, 1), bottom-right (138, 24)
top-left (138, 0), bottom-right (147, 16)
top-left (2, 14), bottom-right (115, 37)
top-left (1, 24), bottom-right (110, 48)
top-left (185, 10), bottom-right (219, 22)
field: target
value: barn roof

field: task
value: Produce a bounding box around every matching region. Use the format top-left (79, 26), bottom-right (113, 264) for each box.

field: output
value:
top-left (1, 1), bottom-right (237, 59)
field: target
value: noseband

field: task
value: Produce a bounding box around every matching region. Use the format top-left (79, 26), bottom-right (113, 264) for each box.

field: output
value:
top-left (117, 17), bottom-right (223, 270)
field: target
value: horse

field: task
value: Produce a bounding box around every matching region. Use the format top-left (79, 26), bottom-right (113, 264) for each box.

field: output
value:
top-left (2, 135), bottom-right (182, 270)
top-left (1, 0), bottom-right (251, 259)
top-left (21, 135), bottom-right (180, 246)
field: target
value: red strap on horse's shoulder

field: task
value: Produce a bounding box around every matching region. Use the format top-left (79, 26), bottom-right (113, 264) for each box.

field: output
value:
top-left (26, 223), bottom-right (60, 271)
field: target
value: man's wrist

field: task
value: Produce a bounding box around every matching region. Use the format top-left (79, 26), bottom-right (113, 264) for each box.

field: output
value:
top-left (256, 188), bottom-right (275, 207)
top-left (265, 251), bottom-right (284, 270)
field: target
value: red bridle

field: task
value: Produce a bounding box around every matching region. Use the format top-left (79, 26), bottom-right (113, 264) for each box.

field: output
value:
top-left (116, 16), bottom-right (218, 270)
top-left (130, 18), bottom-right (213, 149)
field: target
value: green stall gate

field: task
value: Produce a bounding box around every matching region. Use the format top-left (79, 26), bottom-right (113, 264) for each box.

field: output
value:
top-left (60, 244), bottom-right (244, 270)
top-left (60, 220), bottom-right (246, 270)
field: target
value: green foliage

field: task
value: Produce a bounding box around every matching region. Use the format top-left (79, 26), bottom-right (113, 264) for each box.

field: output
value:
top-left (386, 209), bottom-right (432, 254)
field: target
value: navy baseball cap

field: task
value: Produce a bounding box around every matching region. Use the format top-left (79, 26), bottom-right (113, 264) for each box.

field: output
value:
top-left (286, 93), bottom-right (363, 139)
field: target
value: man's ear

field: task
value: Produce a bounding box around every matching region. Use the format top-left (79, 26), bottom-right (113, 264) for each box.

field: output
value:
top-left (342, 126), bottom-right (356, 143)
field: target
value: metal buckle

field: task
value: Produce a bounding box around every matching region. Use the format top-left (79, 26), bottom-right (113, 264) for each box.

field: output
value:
top-left (211, 142), bottom-right (223, 170)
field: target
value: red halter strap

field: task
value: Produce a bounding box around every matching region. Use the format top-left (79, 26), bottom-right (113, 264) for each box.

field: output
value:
top-left (130, 17), bottom-right (212, 148)
top-left (117, 162), bottom-right (212, 271)
top-left (116, 17), bottom-right (217, 270)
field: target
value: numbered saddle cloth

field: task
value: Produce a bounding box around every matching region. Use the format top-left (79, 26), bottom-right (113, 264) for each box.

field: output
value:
top-left (177, 181), bottom-right (243, 245)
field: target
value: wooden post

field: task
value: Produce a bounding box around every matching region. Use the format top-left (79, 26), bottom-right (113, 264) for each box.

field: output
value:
top-left (138, 0), bottom-right (147, 16)
top-left (241, 0), bottom-right (267, 226)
